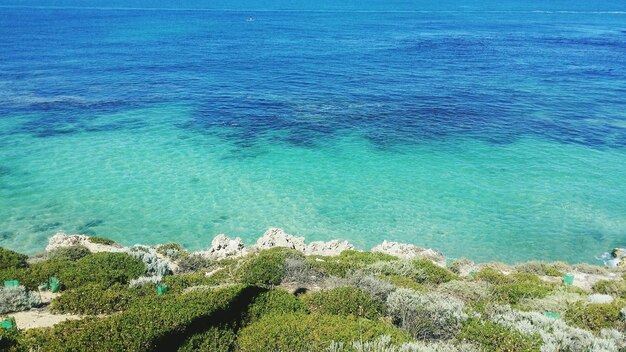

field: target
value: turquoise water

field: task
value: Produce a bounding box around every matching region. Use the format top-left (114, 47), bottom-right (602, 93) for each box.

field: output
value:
top-left (1, 2), bottom-right (626, 263)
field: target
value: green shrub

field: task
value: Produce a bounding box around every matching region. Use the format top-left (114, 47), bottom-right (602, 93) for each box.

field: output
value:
top-left (474, 268), bottom-right (512, 285)
top-left (380, 275), bottom-right (425, 291)
top-left (592, 280), bottom-right (626, 298)
top-left (237, 313), bottom-right (410, 352)
top-left (302, 287), bottom-right (384, 319)
top-left (244, 289), bottom-right (307, 323)
top-left (87, 236), bottom-right (116, 246)
top-left (457, 318), bottom-right (542, 352)
top-left (61, 252), bottom-right (145, 289)
top-left (0, 286), bottom-right (42, 314)
top-left (238, 249), bottom-right (299, 287)
top-left (0, 259), bottom-right (70, 291)
top-left (493, 282), bottom-right (551, 305)
top-left (412, 259), bottom-right (457, 285)
top-left (514, 261), bottom-right (567, 277)
top-left (177, 326), bottom-right (236, 352)
top-left (50, 284), bottom-right (153, 315)
top-left (23, 285), bottom-right (251, 351)
top-left (306, 250), bottom-right (397, 277)
top-left (0, 247), bottom-right (28, 270)
top-left (0, 328), bottom-right (24, 352)
top-left (565, 301), bottom-right (626, 332)
top-left (46, 245), bottom-right (91, 261)
top-left (436, 280), bottom-right (492, 304)
top-left (156, 243), bottom-right (184, 256)
top-left (162, 273), bottom-right (222, 293)
top-left (176, 254), bottom-right (214, 273)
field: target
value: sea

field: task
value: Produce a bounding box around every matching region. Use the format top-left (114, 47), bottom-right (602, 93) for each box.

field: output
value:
top-left (1, 0), bottom-right (625, 263)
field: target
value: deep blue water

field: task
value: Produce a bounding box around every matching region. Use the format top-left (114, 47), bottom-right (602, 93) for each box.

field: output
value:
top-left (0, 1), bottom-right (625, 262)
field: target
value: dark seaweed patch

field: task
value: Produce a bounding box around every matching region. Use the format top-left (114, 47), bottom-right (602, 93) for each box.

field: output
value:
top-left (32, 222), bottom-right (62, 232)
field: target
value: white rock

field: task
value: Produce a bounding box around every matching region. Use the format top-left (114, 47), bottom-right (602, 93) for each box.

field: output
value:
top-left (588, 294), bottom-right (614, 304)
top-left (305, 240), bottom-right (354, 256)
top-left (371, 240), bottom-right (444, 263)
top-left (45, 232), bottom-right (122, 253)
top-left (255, 228), bottom-right (305, 252)
top-left (198, 234), bottom-right (247, 260)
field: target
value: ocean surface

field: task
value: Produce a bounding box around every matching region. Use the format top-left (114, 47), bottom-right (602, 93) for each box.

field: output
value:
top-left (1, 1), bottom-right (625, 263)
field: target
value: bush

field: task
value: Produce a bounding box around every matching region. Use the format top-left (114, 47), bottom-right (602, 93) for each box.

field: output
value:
top-left (237, 313), bottom-right (410, 352)
top-left (0, 286), bottom-right (42, 314)
top-left (436, 280), bottom-right (491, 304)
top-left (0, 247), bottom-right (28, 270)
top-left (474, 268), bottom-right (512, 285)
top-left (342, 272), bottom-right (396, 301)
top-left (0, 328), bottom-right (24, 352)
top-left (161, 273), bottom-right (222, 293)
top-left (565, 301), bottom-right (626, 332)
top-left (307, 250), bottom-right (397, 277)
top-left (87, 236), bottom-right (116, 245)
top-left (0, 259), bottom-right (69, 291)
top-left (516, 289), bottom-right (585, 315)
top-left (592, 280), bottom-right (626, 298)
top-left (156, 243), bottom-right (184, 256)
top-left (386, 288), bottom-right (467, 340)
top-left (490, 305), bottom-right (624, 352)
top-left (493, 282), bottom-right (551, 305)
top-left (50, 284), bottom-right (153, 315)
top-left (23, 285), bottom-right (250, 351)
top-left (283, 257), bottom-right (325, 284)
top-left (46, 245), bottom-right (91, 261)
top-left (124, 246), bottom-right (171, 277)
top-left (457, 318), bottom-right (542, 352)
top-left (176, 254), bottom-right (214, 274)
top-left (61, 252), bottom-right (146, 289)
top-left (177, 326), bottom-right (236, 352)
top-left (238, 249), bottom-right (297, 287)
top-left (412, 259), bottom-right (457, 285)
top-left (302, 287), bottom-right (385, 319)
top-left (514, 261), bottom-right (567, 277)
top-left (380, 275), bottom-right (426, 292)
top-left (244, 289), bottom-right (307, 323)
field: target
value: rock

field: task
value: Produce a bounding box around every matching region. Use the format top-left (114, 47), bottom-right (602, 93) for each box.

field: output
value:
top-left (612, 248), bottom-right (626, 259)
top-left (255, 228), bottom-right (305, 252)
top-left (372, 240), bottom-right (444, 263)
top-left (199, 234), bottom-right (247, 260)
top-left (588, 294), bottom-right (614, 304)
top-left (305, 240), bottom-right (354, 256)
top-left (46, 232), bottom-right (89, 251)
top-left (45, 232), bottom-right (121, 253)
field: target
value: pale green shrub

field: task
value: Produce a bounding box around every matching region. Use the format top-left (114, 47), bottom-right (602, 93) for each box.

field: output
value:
top-left (124, 246), bottom-right (171, 277)
top-left (435, 280), bottom-right (491, 303)
top-left (343, 272), bottom-right (396, 301)
top-left (514, 261), bottom-right (568, 277)
top-left (489, 305), bottom-right (624, 352)
top-left (571, 263), bottom-right (609, 275)
top-left (327, 335), bottom-right (481, 352)
top-left (0, 286), bottom-right (42, 314)
top-left (386, 288), bottom-right (467, 340)
top-left (517, 289), bottom-right (585, 315)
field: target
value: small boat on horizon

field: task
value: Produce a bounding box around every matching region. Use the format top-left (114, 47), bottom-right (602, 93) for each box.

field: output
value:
top-left (247, 16), bottom-right (255, 22)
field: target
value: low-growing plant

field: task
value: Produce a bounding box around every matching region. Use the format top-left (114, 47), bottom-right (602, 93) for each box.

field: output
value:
top-left (571, 263), bottom-right (609, 275)
top-left (565, 300), bottom-right (626, 332)
top-left (283, 257), bottom-right (325, 284)
top-left (412, 259), bottom-right (457, 285)
top-left (87, 236), bottom-right (116, 246)
top-left (474, 268), bottom-right (512, 285)
top-left (447, 258), bottom-right (473, 275)
top-left (50, 283), bottom-right (153, 315)
top-left (493, 281), bottom-right (551, 305)
top-left (237, 313), bottom-right (410, 352)
top-left (238, 249), bottom-right (300, 287)
top-left (0, 328), bottom-right (24, 352)
top-left (61, 252), bottom-right (146, 289)
top-left (156, 243), bottom-right (184, 256)
top-left (46, 245), bottom-right (91, 261)
top-left (0, 286), bottom-right (42, 314)
top-left (489, 305), bottom-right (625, 352)
top-left (436, 280), bottom-right (492, 304)
top-left (124, 246), bottom-right (171, 277)
top-left (162, 273), bottom-right (223, 293)
top-left (516, 289), bottom-right (585, 315)
top-left (0, 247), bottom-right (28, 270)
top-left (592, 280), bottom-right (626, 298)
top-left (129, 275), bottom-right (162, 288)
top-left (307, 250), bottom-right (397, 277)
top-left (380, 275), bottom-right (426, 292)
top-left (302, 287), bottom-right (385, 319)
top-left (176, 253), bottom-right (214, 273)
top-left (24, 285), bottom-right (250, 351)
top-left (457, 318), bottom-right (542, 352)
top-left (342, 272), bottom-right (396, 301)
top-left (177, 326), bottom-right (236, 352)
top-left (0, 258), bottom-right (70, 291)
top-left (386, 288), bottom-right (467, 340)
top-left (244, 289), bottom-right (308, 323)
top-left (514, 261), bottom-right (568, 277)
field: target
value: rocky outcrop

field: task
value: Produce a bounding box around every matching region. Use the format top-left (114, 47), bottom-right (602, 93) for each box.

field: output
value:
top-left (305, 240), bottom-right (354, 256)
top-left (255, 228), bottom-right (305, 252)
top-left (610, 248), bottom-right (625, 268)
top-left (198, 234), bottom-right (247, 260)
top-left (46, 232), bottom-right (121, 253)
top-left (372, 240), bottom-right (444, 264)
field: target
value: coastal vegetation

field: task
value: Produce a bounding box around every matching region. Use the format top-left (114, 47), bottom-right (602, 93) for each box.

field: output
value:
top-left (0, 233), bottom-right (625, 351)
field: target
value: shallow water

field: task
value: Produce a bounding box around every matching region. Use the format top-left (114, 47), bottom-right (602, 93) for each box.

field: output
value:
top-left (1, 2), bottom-right (625, 262)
